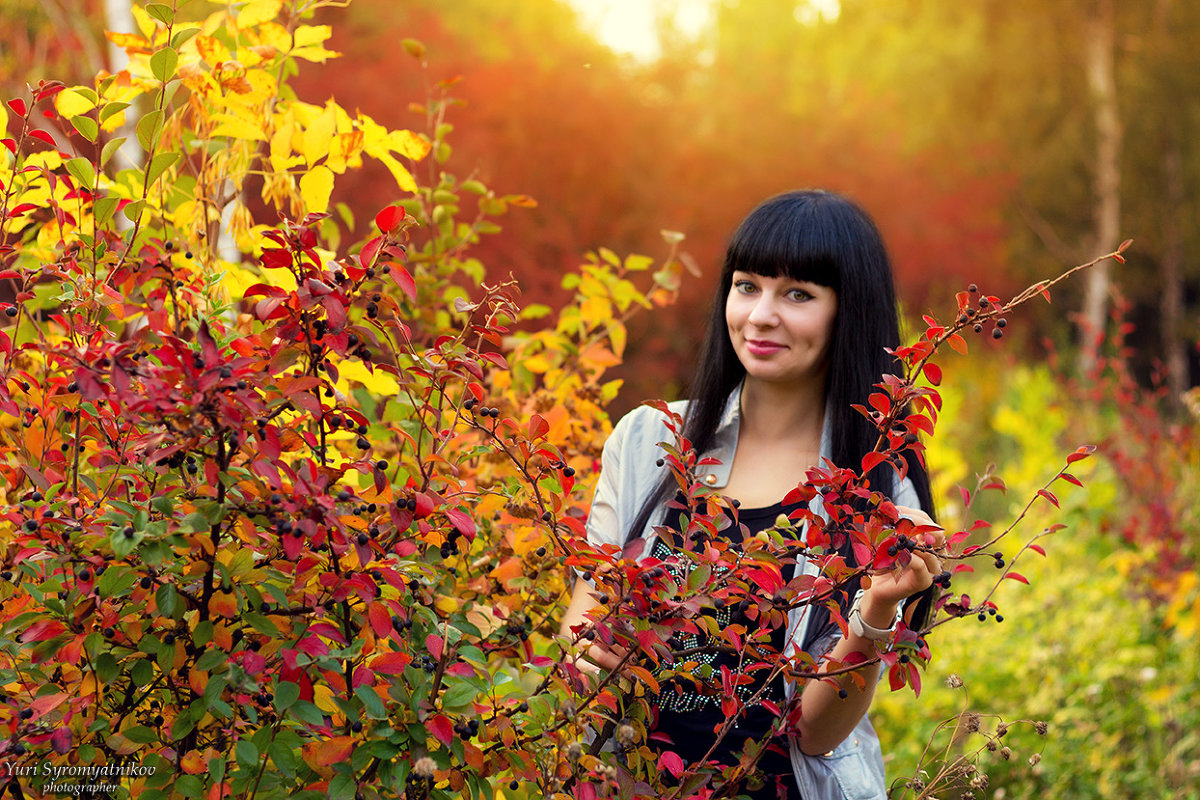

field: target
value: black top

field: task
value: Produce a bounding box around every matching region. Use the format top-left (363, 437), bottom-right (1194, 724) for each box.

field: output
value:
top-left (648, 499), bottom-right (800, 800)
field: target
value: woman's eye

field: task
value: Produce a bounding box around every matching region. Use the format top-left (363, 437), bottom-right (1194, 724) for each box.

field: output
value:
top-left (734, 281), bottom-right (757, 294)
top-left (787, 288), bottom-right (812, 301)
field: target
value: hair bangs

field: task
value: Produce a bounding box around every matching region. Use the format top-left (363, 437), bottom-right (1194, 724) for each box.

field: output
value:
top-left (724, 195), bottom-right (845, 290)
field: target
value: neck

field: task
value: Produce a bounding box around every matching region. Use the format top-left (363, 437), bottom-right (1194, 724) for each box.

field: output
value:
top-left (737, 376), bottom-right (826, 444)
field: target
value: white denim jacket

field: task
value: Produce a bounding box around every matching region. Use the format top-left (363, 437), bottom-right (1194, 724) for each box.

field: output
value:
top-left (585, 386), bottom-right (919, 800)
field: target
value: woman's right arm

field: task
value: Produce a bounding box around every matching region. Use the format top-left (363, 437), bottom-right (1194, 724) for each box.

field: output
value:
top-left (559, 578), bottom-right (624, 673)
top-left (559, 407), bottom-right (648, 673)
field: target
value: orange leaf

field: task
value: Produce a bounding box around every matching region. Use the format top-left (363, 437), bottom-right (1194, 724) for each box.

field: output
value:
top-left (302, 736), bottom-right (354, 768)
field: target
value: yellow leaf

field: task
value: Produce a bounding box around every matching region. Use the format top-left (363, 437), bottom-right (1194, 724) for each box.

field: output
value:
top-left (332, 358), bottom-right (399, 396)
top-left (374, 151), bottom-right (417, 194)
top-left (130, 3), bottom-right (157, 38)
top-left (55, 88), bottom-right (96, 118)
top-left (609, 321), bottom-right (627, 358)
top-left (388, 129), bottom-right (432, 161)
top-left (326, 130), bottom-right (364, 173)
top-left (302, 102), bottom-right (336, 167)
top-left (270, 114), bottom-right (295, 171)
top-left (289, 25), bottom-right (339, 62)
top-left (210, 114), bottom-right (265, 141)
top-left (520, 355), bottom-right (552, 374)
top-left (299, 165), bottom-right (333, 213)
top-left (580, 296), bottom-right (610, 328)
top-left (235, 0), bottom-right (282, 28)
top-left (312, 683), bottom-right (340, 714)
top-left (195, 34), bottom-right (232, 66)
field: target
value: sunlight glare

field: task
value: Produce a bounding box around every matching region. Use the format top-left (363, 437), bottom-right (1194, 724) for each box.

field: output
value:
top-left (568, 0), bottom-right (714, 61)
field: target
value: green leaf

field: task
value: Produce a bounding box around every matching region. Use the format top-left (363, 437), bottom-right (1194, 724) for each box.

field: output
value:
top-left (172, 27), bottom-right (201, 49)
top-left (234, 739), bottom-right (258, 767)
top-left (328, 774), bottom-right (356, 800)
top-left (244, 613), bottom-right (279, 637)
top-left (155, 585), bottom-right (179, 618)
top-left (136, 110), bottom-right (164, 151)
top-left (150, 47), bottom-right (179, 83)
top-left (124, 725), bottom-right (158, 744)
top-left (100, 101), bottom-right (131, 125)
top-left (440, 681), bottom-right (477, 710)
top-left (101, 137), bottom-right (127, 170)
top-left (65, 157), bottom-right (96, 190)
top-left (268, 739), bottom-right (297, 778)
top-left (146, 152), bottom-right (179, 186)
top-left (122, 199), bottom-right (145, 222)
top-left (97, 566), bottom-right (137, 598)
top-left (171, 714), bottom-right (196, 740)
top-left (274, 681), bottom-right (300, 711)
top-left (144, 3), bottom-right (175, 25)
top-left (110, 526), bottom-right (140, 559)
top-left (94, 653), bottom-right (119, 683)
top-left (288, 700), bottom-right (325, 726)
top-left (93, 196), bottom-right (120, 225)
top-left (354, 685), bottom-right (386, 720)
top-left (175, 775), bottom-right (203, 798)
top-left (131, 659), bottom-right (153, 686)
top-left (196, 648), bottom-right (227, 671)
top-left (70, 116), bottom-right (99, 143)
top-left (180, 511), bottom-right (209, 533)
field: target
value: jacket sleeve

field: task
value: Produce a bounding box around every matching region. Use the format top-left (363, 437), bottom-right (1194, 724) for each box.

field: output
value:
top-left (585, 409), bottom-right (634, 550)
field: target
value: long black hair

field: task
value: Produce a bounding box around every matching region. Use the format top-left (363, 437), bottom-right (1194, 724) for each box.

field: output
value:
top-left (629, 190), bottom-right (936, 639)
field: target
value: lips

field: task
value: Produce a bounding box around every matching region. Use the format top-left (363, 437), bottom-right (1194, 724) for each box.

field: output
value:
top-left (745, 339), bottom-right (786, 356)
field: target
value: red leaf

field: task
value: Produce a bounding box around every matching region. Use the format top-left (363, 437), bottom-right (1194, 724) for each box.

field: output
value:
top-left (359, 235), bottom-right (382, 269)
top-left (922, 363), bottom-right (942, 386)
top-left (1005, 572), bottom-right (1029, 584)
top-left (389, 263), bottom-right (416, 301)
top-left (425, 633), bottom-right (443, 660)
top-left (947, 333), bottom-right (968, 355)
top-left (260, 248), bottom-right (293, 270)
top-left (7, 202), bottom-right (38, 218)
top-left (1028, 544), bottom-right (1046, 557)
top-left (28, 129), bottom-right (55, 146)
top-left (445, 508), bottom-right (476, 541)
top-left (659, 751), bottom-right (684, 778)
top-left (868, 392), bottom-right (890, 415)
top-left (375, 205), bottom-right (405, 233)
top-left (19, 620), bottom-right (67, 643)
top-left (7, 98), bottom-right (27, 117)
top-left (51, 727), bottom-right (72, 754)
top-left (861, 452), bottom-right (887, 473)
top-left (368, 602), bottom-right (392, 637)
top-left (370, 651), bottom-right (412, 675)
top-left (1058, 472), bottom-right (1082, 487)
top-left (1066, 445), bottom-right (1096, 464)
top-left (1036, 489), bottom-right (1060, 508)
top-left (427, 714), bottom-right (454, 747)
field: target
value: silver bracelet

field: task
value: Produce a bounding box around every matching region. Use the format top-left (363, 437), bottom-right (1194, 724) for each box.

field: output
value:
top-left (848, 594), bottom-right (898, 643)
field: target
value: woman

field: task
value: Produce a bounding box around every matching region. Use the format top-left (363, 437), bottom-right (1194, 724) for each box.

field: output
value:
top-left (561, 190), bottom-right (944, 799)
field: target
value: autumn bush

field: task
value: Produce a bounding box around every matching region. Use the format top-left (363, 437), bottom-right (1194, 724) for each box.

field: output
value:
top-left (874, 353), bottom-right (1200, 799)
top-left (0, 3), bottom-right (1128, 799)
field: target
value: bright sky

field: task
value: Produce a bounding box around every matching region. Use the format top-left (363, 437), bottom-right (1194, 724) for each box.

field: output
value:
top-left (566, 0), bottom-right (715, 61)
top-left (566, 0), bottom-right (842, 60)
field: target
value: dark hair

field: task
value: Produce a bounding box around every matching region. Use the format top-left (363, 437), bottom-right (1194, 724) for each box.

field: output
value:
top-left (630, 190), bottom-right (936, 638)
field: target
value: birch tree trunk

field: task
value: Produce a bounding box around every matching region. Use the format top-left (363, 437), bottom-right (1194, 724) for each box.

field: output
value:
top-left (1080, 0), bottom-right (1121, 374)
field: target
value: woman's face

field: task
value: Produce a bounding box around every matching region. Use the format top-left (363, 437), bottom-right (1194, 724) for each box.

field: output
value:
top-left (725, 270), bottom-right (838, 389)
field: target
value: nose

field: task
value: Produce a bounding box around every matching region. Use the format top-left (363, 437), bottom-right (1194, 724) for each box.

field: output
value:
top-left (747, 293), bottom-right (778, 327)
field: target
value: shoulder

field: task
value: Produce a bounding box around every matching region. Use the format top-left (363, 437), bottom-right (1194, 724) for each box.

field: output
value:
top-left (891, 474), bottom-right (922, 511)
top-left (605, 400), bottom-right (689, 455)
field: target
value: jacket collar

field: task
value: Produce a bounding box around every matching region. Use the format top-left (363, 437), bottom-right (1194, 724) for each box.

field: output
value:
top-left (696, 382), bottom-right (832, 490)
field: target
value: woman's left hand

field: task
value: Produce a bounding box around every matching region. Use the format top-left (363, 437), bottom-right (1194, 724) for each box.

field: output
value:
top-left (862, 505), bottom-right (945, 609)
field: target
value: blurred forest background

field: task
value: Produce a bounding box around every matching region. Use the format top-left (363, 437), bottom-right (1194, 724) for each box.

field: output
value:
top-left (4, 0), bottom-right (1199, 796)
